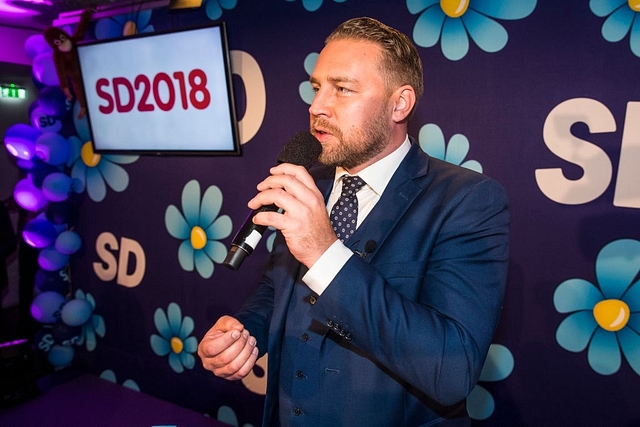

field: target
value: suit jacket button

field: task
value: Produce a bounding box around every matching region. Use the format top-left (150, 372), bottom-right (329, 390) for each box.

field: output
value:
top-left (300, 333), bottom-right (309, 342)
top-left (296, 370), bottom-right (305, 379)
top-left (309, 295), bottom-right (317, 305)
top-left (293, 407), bottom-right (302, 416)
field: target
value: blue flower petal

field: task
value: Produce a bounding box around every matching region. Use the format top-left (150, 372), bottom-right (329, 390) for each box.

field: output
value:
top-left (554, 278), bottom-right (604, 313)
top-left (441, 17), bottom-right (469, 61)
top-left (628, 313), bottom-right (640, 331)
top-left (122, 379), bottom-right (140, 391)
top-left (73, 115), bottom-right (91, 142)
top-left (93, 315), bottom-right (106, 337)
top-left (407, 0), bottom-right (439, 15)
top-left (618, 326), bottom-right (640, 375)
top-left (135, 10), bottom-right (152, 28)
top-left (419, 123), bottom-right (446, 160)
top-left (153, 308), bottom-right (172, 340)
top-left (302, 0), bottom-right (322, 12)
top-left (195, 250), bottom-right (214, 279)
top-left (150, 334), bottom-right (171, 356)
top-left (461, 160), bottom-right (483, 173)
top-left (413, 6), bottom-right (446, 48)
top-left (184, 336), bottom-right (199, 353)
top-left (180, 351), bottom-right (195, 370)
top-left (87, 167), bottom-right (107, 202)
top-left (200, 185), bottom-right (223, 229)
top-left (168, 352), bottom-right (184, 373)
top-left (167, 303), bottom-right (182, 336)
top-left (596, 239), bottom-right (640, 299)
top-left (204, 239), bottom-right (228, 264)
top-left (106, 155), bottom-right (139, 165)
top-left (219, 0), bottom-right (237, 9)
top-left (303, 52), bottom-right (318, 75)
top-left (589, 0), bottom-right (627, 18)
top-left (181, 180), bottom-right (201, 227)
top-left (178, 240), bottom-right (195, 271)
top-left (180, 315), bottom-right (195, 338)
top-left (205, 0), bottom-right (223, 20)
top-left (624, 281), bottom-right (640, 310)
top-left (602, 6), bottom-right (634, 42)
top-left (588, 328), bottom-right (621, 375)
top-left (71, 161), bottom-right (86, 188)
top-left (466, 385), bottom-right (494, 420)
top-left (207, 215), bottom-right (232, 240)
top-left (479, 344), bottom-right (514, 382)
top-left (630, 14), bottom-right (640, 57)
top-left (463, 10), bottom-right (508, 53)
top-left (165, 205), bottom-right (190, 239)
top-left (556, 311), bottom-right (597, 352)
top-left (299, 81), bottom-right (315, 105)
top-left (98, 160), bottom-right (129, 192)
top-left (471, 0), bottom-right (537, 20)
top-left (445, 133), bottom-right (470, 165)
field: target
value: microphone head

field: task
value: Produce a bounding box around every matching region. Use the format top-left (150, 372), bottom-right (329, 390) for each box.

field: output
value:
top-left (276, 131), bottom-right (322, 170)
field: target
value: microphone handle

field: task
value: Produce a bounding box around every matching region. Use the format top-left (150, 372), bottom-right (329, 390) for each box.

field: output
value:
top-left (224, 204), bottom-right (278, 270)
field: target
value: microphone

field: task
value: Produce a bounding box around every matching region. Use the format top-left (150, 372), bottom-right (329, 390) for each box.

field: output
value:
top-left (223, 131), bottom-right (322, 270)
top-left (354, 240), bottom-right (377, 259)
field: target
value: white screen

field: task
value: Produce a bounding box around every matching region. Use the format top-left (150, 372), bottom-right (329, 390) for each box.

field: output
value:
top-left (77, 25), bottom-right (238, 154)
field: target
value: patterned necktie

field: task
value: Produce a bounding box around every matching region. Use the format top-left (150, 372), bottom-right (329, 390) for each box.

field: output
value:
top-left (330, 175), bottom-right (366, 242)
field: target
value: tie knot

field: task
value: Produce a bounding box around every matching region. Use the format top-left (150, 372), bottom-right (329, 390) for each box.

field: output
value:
top-left (341, 175), bottom-right (366, 196)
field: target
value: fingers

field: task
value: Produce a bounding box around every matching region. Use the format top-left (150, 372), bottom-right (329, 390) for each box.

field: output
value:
top-left (248, 164), bottom-right (323, 213)
top-left (198, 316), bottom-right (259, 380)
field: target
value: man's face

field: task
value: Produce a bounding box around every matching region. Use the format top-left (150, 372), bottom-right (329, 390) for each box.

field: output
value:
top-left (309, 39), bottom-right (393, 172)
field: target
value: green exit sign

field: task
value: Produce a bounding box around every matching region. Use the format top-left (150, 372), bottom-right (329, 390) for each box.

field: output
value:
top-left (1, 84), bottom-right (27, 99)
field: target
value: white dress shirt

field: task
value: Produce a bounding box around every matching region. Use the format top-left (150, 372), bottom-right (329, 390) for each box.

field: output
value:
top-left (303, 136), bottom-right (411, 295)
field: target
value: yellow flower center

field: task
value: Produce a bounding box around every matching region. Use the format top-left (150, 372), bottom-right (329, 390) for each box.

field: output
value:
top-left (629, 0), bottom-right (640, 12)
top-left (440, 0), bottom-right (470, 18)
top-left (190, 226), bottom-right (207, 250)
top-left (81, 142), bottom-right (101, 167)
top-left (170, 336), bottom-right (183, 354)
top-left (593, 299), bottom-right (630, 332)
top-left (123, 21), bottom-right (138, 36)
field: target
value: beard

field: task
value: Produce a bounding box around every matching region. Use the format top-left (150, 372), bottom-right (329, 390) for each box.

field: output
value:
top-left (311, 104), bottom-right (391, 170)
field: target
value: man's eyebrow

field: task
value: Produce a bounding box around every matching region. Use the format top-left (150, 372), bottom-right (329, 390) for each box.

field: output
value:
top-left (309, 75), bottom-right (358, 85)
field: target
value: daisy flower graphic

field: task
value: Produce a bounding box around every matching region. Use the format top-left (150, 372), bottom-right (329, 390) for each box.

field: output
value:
top-left (407, 0), bottom-right (537, 60)
top-left (165, 180), bottom-right (233, 279)
top-left (299, 53), bottom-right (319, 105)
top-left (67, 113), bottom-right (139, 203)
top-left (100, 369), bottom-right (140, 391)
top-left (94, 9), bottom-right (154, 38)
top-left (73, 289), bottom-right (106, 352)
top-left (150, 302), bottom-right (198, 373)
top-left (554, 239), bottom-right (640, 376)
top-left (466, 344), bottom-right (514, 420)
top-left (203, 0), bottom-right (237, 20)
top-left (418, 123), bottom-right (483, 172)
top-left (590, 0), bottom-right (640, 57)
top-left (286, 0), bottom-right (347, 13)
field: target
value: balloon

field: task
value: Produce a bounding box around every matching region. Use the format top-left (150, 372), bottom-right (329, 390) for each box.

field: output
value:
top-left (47, 345), bottom-right (75, 367)
top-left (38, 86), bottom-right (70, 118)
top-left (52, 321), bottom-right (82, 345)
top-left (24, 34), bottom-right (52, 59)
top-left (22, 217), bottom-right (58, 248)
top-left (42, 172), bottom-right (73, 202)
top-left (3, 123), bottom-right (40, 160)
top-left (38, 246), bottom-right (70, 271)
top-left (30, 291), bottom-right (66, 323)
top-left (14, 176), bottom-right (48, 212)
top-left (31, 106), bottom-right (62, 134)
top-left (35, 132), bottom-right (70, 165)
top-left (35, 268), bottom-right (70, 294)
top-left (61, 298), bottom-right (93, 327)
top-left (55, 230), bottom-right (82, 254)
top-left (33, 326), bottom-right (55, 353)
top-left (30, 160), bottom-right (61, 188)
top-left (32, 52), bottom-right (59, 86)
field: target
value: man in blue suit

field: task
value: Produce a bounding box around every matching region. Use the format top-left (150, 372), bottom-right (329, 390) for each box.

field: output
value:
top-left (198, 17), bottom-right (509, 426)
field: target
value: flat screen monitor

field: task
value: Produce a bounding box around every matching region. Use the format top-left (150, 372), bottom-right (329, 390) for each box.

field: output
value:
top-left (76, 22), bottom-right (240, 155)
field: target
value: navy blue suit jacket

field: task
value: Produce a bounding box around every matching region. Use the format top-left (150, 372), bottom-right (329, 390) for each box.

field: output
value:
top-left (236, 140), bottom-right (510, 426)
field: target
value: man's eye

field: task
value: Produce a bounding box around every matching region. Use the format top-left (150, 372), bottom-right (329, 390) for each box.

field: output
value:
top-left (338, 87), bottom-right (350, 93)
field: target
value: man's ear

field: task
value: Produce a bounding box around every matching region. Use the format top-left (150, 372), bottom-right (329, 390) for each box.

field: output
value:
top-left (391, 85), bottom-right (416, 123)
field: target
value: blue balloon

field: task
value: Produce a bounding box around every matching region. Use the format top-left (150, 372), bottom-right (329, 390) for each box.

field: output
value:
top-left (29, 160), bottom-right (61, 188)
top-left (31, 106), bottom-right (62, 134)
top-left (42, 172), bottom-right (73, 202)
top-left (14, 176), bottom-right (48, 212)
top-left (33, 326), bottom-right (55, 353)
top-left (35, 132), bottom-right (70, 166)
top-left (35, 268), bottom-right (70, 294)
top-left (38, 246), bottom-right (70, 271)
top-left (23, 217), bottom-right (58, 248)
top-left (61, 298), bottom-right (93, 327)
top-left (47, 344), bottom-right (75, 367)
top-left (24, 34), bottom-right (52, 59)
top-left (45, 201), bottom-right (71, 225)
top-left (4, 123), bottom-right (40, 160)
top-left (30, 291), bottom-right (66, 323)
top-left (55, 230), bottom-right (82, 254)
top-left (38, 86), bottom-right (70, 118)
top-left (32, 52), bottom-right (59, 86)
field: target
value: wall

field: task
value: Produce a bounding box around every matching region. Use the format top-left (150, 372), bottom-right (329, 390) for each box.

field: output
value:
top-left (4, 1), bottom-right (640, 426)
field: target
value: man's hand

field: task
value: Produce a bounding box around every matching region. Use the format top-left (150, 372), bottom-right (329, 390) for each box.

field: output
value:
top-left (197, 315), bottom-right (259, 381)
top-left (248, 163), bottom-right (337, 268)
